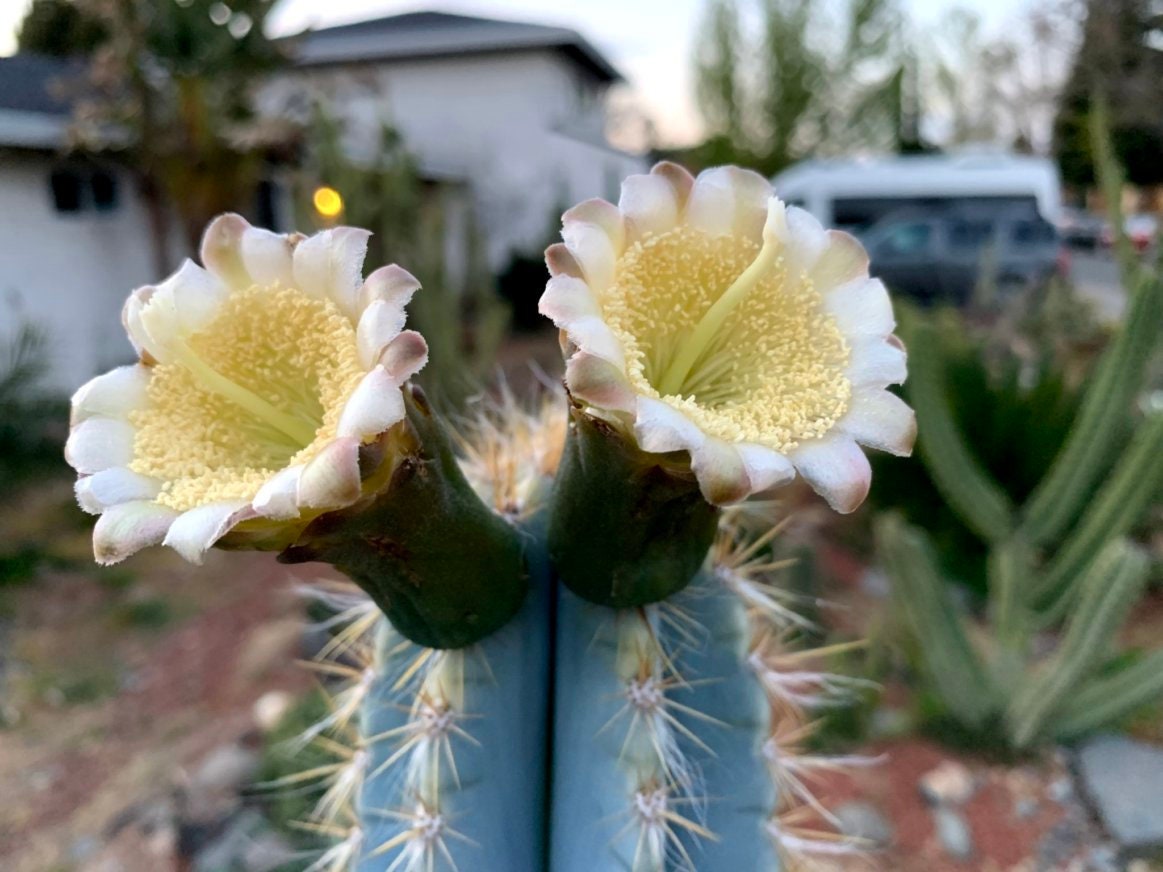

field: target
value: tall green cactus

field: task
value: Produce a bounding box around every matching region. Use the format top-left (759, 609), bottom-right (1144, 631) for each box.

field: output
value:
top-left (881, 252), bottom-right (1163, 748)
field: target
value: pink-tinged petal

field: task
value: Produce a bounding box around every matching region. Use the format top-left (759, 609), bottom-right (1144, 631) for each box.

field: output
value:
top-left (562, 220), bottom-right (617, 292)
top-left (65, 417), bottom-right (135, 474)
top-left (76, 468), bottom-right (161, 514)
top-left (539, 275), bottom-right (601, 325)
top-left (619, 172), bottom-right (679, 242)
top-left (825, 278), bottom-right (895, 338)
top-left (563, 198), bottom-right (625, 253)
top-left (200, 213), bottom-right (252, 286)
top-left (777, 206), bottom-right (828, 275)
top-left (356, 299), bottom-right (408, 369)
top-left (558, 316), bottom-right (625, 368)
top-left (298, 437), bottom-right (362, 509)
top-left (735, 443), bottom-right (796, 493)
top-left (337, 366), bottom-right (406, 438)
top-left (839, 389), bottom-right (916, 456)
top-left (134, 260), bottom-right (228, 359)
top-left (634, 396), bottom-right (705, 454)
top-left (93, 500), bottom-right (178, 565)
top-left (847, 335), bottom-right (907, 389)
top-left (379, 330), bottom-right (428, 382)
top-left (122, 285), bottom-right (156, 360)
top-left (239, 226), bottom-right (296, 288)
top-left (790, 433), bottom-right (872, 514)
top-left (252, 465), bottom-right (305, 521)
top-left (691, 438), bottom-right (751, 505)
top-left (360, 264), bottom-right (421, 311)
top-left (292, 226), bottom-right (372, 318)
top-left (71, 365), bottom-right (150, 425)
top-left (651, 161), bottom-right (695, 207)
top-left (810, 230), bottom-right (869, 291)
top-left (685, 166), bottom-right (771, 238)
top-left (163, 500), bottom-right (254, 564)
top-left (565, 352), bottom-right (636, 413)
top-left (545, 243), bottom-right (582, 278)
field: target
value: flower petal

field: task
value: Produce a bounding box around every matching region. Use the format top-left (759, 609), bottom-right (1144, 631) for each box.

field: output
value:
top-left (566, 352), bottom-right (636, 413)
top-left (239, 225), bottom-right (296, 288)
top-left (735, 443), bottom-right (796, 493)
top-left (65, 417), bottom-right (136, 474)
top-left (356, 299), bottom-right (408, 369)
top-left (540, 275), bottom-right (602, 325)
top-left (337, 366), bottom-right (406, 438)
top-left (790, 433), bottom-right (872, 514)
top-left (200, 213), bottom-right (252, 287)
top-left (360, 264), bottom-right (421, 312)
top-left (134, 260), bottom-right (229, 359)
top-left (163, 500), bottom-right (254, 564)
top-left (634, 396), bottom-right (705, 454)
top-left (298, 437), bottom-right (362, 508)
top-left (685, 166), bottom-right (771, 238)
top-left (555, 315), bottom-right (625, 368)
top-left (252, 464), bottom-right (305, 521)
top-left (545, 243), bottom-right (583, 278)
top-left (562, 218), bottom-right (618, 292)
top-left (838, 389), bottom-right (916, 456)
top-left (619, 172), bottom-right (679, 242)
top-left (563, 198), bottom-right (625, 253)
top-left (76, 468), bottom-right (161, 514)
top-left (651, 161), bottom-right (695, 207)
top-left (810, 230), bottom-right (869, 291)
top-left (71, 365), bottom-right (150, 425)
top-left (293, 226), bottom-right (372, 319)
top-left (93, 500), bottom-right (178, 565)
top-left (379, 330), bottom-right (428, 383)
top-left (691, 437), bottom-right (751, 504)
top-left (825, 278), bottom-right (895, 338)
top-left (775, 205), bottom-right (828, 275)
top-left (847, 335), bottom-right (907, 389)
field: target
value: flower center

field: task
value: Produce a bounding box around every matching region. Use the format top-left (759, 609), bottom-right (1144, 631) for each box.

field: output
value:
top-left (129, 284), bottom-right (366, 510)
top-left (601, 226), bottom-right (851, 453)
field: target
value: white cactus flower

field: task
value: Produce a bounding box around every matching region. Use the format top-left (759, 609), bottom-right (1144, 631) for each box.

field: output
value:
top-left (540, 162), bottom-right (915, 510)
top-left (66, 214), bottom-right (428, 565)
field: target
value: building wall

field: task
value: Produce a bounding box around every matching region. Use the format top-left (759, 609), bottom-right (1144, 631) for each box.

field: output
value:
top-left (0, 151), bottom-right (152, 392)
top-left (260, 50), bottom-right (644, 267)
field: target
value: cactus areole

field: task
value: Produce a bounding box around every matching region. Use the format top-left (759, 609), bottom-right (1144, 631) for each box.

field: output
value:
top-left (547, 405), bottom-right (719, 607)
top-left (280, 387), bottom-right (528, 649)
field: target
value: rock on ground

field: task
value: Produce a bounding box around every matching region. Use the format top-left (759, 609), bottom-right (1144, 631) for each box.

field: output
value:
top-left (1075, 734), bottom-right (1163, 854)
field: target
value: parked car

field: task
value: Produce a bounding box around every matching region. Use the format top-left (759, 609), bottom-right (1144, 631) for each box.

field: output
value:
top-left (860, 207), bottom-right (1067, 305)
top-left (1056, 207), bottom-right (1105, 250)
top-left (1100, 213), bottom-right (1158, 253)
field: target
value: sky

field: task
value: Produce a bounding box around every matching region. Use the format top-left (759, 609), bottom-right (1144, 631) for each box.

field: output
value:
top-left (0, 0), bottom-right (1023, 146)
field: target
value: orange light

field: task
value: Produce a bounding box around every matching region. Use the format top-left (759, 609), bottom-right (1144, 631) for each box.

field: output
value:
top-left (313, 186), bottom-right (343, 219)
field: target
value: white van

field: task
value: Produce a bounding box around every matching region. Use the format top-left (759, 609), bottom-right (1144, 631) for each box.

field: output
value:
top-left (772, 152), bottom-right (1062, 233)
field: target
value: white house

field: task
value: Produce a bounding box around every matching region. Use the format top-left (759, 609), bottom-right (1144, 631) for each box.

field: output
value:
top-left (0, 10), bottom-right (644, 392)
top-left (261, 10), bottom-right (645, 267)
top-left (0, 54), bottom-right (163, 392)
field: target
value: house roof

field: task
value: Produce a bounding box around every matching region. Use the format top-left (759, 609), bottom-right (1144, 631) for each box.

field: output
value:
top-left (0, 54), bottom-right (84, 149)
top-left (286, 10), bottom-right (623, 83)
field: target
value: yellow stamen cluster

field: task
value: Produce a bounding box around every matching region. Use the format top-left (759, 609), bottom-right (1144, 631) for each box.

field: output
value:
top-left (602, 226), bottom-right (850, 452)
top-left (130, 285), bottom-right (366, 510)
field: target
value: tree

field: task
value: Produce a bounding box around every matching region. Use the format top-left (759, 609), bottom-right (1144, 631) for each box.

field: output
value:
top-left (691, 0), bottom-right (908, 174)
top-left (16, 0), bottom-right (106, 57)
top-left (1054, 0), bottom-right (1163, 186)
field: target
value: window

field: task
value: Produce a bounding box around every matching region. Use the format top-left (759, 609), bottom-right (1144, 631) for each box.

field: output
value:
top-left (90, 170), bottom-right (118, 211)
top-left (48, 165), bottom-right (120, 214)
top-left (50, 169), bottom-right (83, 212)
top-left (1010, 219), bottom-right (1055, 245)
top-left (948, 219), bottom-right (993, 250)
top-left (877, 222), bottom-right (932, 258)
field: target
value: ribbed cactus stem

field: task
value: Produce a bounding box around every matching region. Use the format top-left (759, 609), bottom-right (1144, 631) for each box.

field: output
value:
top-left (355, 520), bottom-right (552, 870)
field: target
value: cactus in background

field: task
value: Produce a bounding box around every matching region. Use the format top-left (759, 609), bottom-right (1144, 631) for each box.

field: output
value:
top-left (879, 241), bottom-right (1163, 749)
top-left (66, 161), bottom-right (916, 869)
